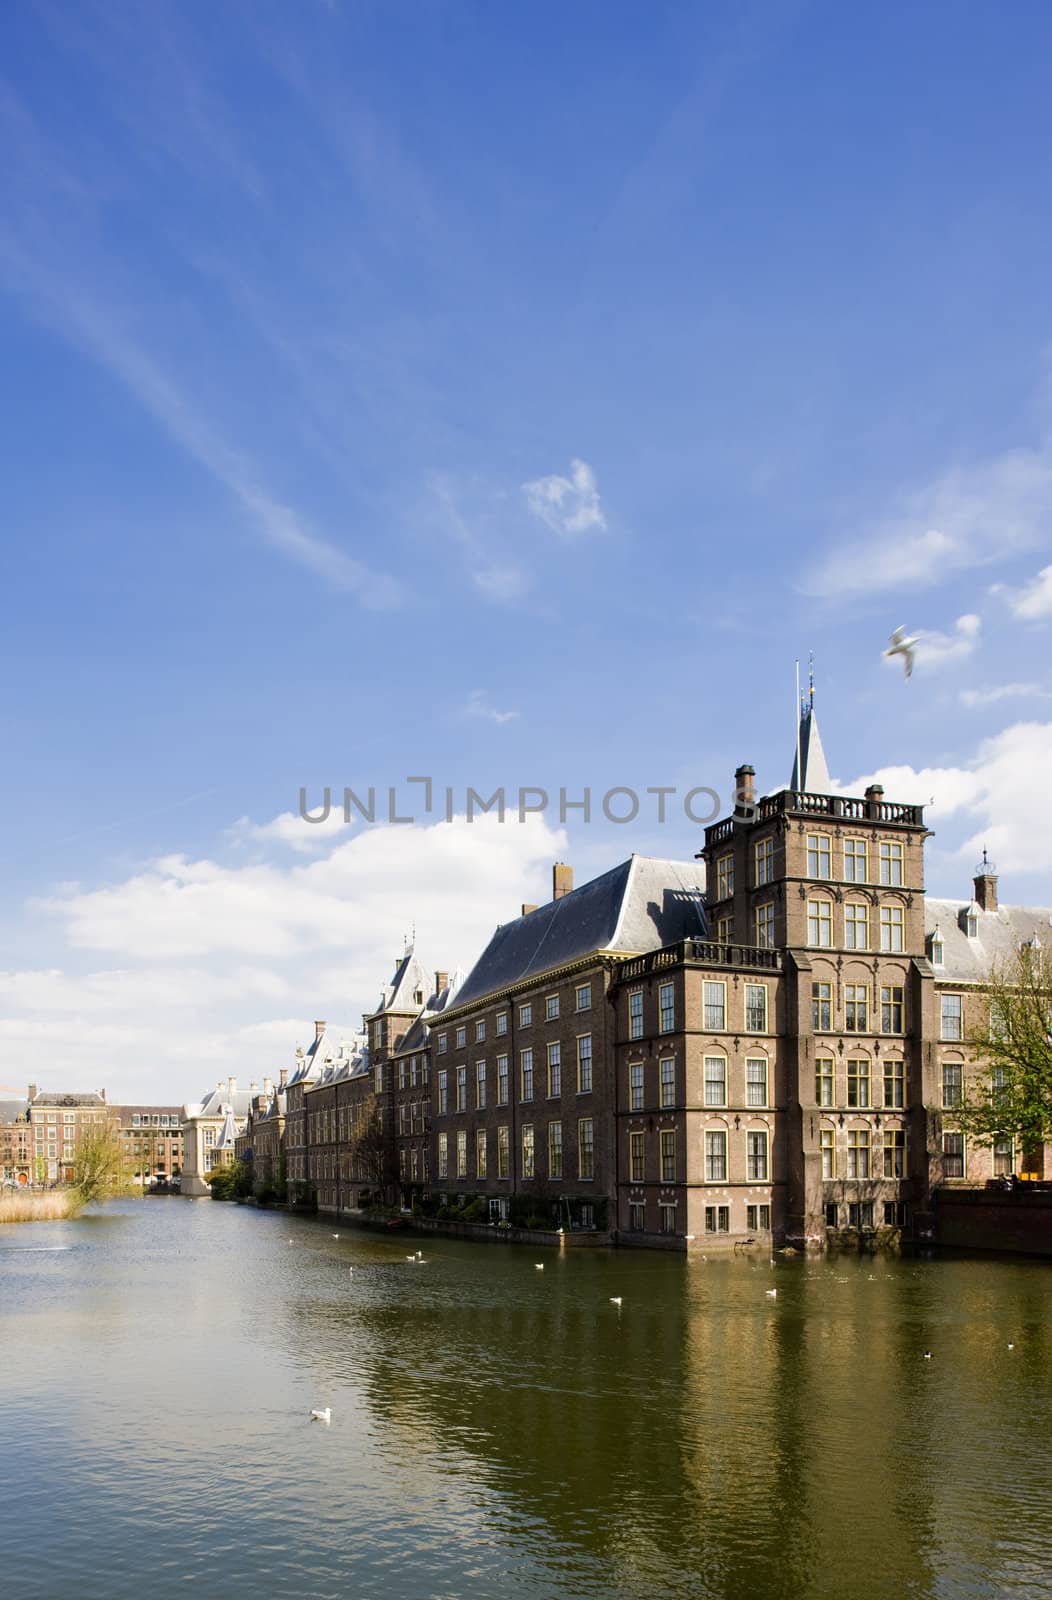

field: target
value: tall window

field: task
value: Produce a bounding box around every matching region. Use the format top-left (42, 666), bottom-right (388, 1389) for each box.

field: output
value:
top-left (456, 1066), bottom-right (467, 1112)
top-left (496, 1011), bottom-right (508, 1036)
top-left (942, 1131), bottom-right (964, 1178)
top-left (629, 991), bottom-right (644, 1040)
top-left (746, 1057), bottom-right (768, 1107)
top-left (577, 1034), bottom-right (593, 1093)
top-left (844, 839), bottom-right (867, 883)
top-left (629, 1130), bottom-right (645, 1181)
top-left (660, 1130), bottom-right (676, 1182)
top-left (847, 1057), bottom-right (871, 1109)
top-left (519, 1002), bottom-right (533, 1027)
top-left (942, 1062), bottom-right (963, 1109)
top-left (879, 842), bottom-right (904, 886)
top-left (476, 1061), bottom-right (487, 1109)
top-left (847, 1128), bottom-right (870, 1179)
top-left (807, 835), bottom-right (832, 878)
top-left (883, 1130), bottom-right (906, 1179)
top-left (546, 994), bottom-right (560, 1021)
top-left (845, 984), bottom-right (868, 1032)
top-left (746, 1130), bottom-right (768, 1181)
top-left (812, 982), bottom-right (832, 1031)
top-left (456, 1129), bottom-right (468, 1178)
top-left (880, 905), bottom-right (905, 952)
top-left (628, 1201), bottom-right (645, 1232)
top-left (747, 1203), bottom-right (771, 1232)
top-left (755, 904), bottom-right (776, 947)
top-left (705, 1205), bottom-right (730, 1234)
top-left (745, 983), bottom-right (767, 1033)
top-left (845, 904), bottom-right (868, 950)
top-left (808, 901), bottom-right (832, 947)
top-left (716, 915), bottom-right (734, 943)
top-left (659, 1058), bottom-right (675, 1108)
top-left (716, 854), bottom-right (734, 899)
top-left (548, 1121), bottom-right (563, 1179)
top-left (703, 981), bottom-right (726, 1030)
top-left (754, 837), bottom-right (774, 886)
top-left (704, 1055), bottom-right (727, 1107)
top-left (883, 1059), bottom-right (905, 1109)
top-left (993, 1136), bottom-right (1014, 1176)
top-left (455, 1026), bottom-right (466, 1049)
top-left (437, 1133), bottom-right (448, 1178)
top-left (815, 1057), bottom-right (835, 1107)
top-left (476, 1129), bottom-right (487, 1178)
top-left (659, 1203), bottom-right (677, 1235)
top-left (704, 1129), bottom-right (727, 1182)
top-left (881, 985), bottom-right (904, 1034)
top-left (931, 938), bottom-right (945, 967)
top-left (629, 1062), bottom-right (644, 1111)
top-left (578, 1119), bottom-right (595, 1180)
top-left (658, 982), bottom-right (675, 1034)
top-left (575, 984), bottom-right (592, 1012)
top-left (547, 1042), bottom-right (562, 1097)
top-left (497, 1125), bottom-right (510, 1179)
top-left (475, 1020), bottom-right (486, 1043)
top-left (820, 1127), bottom-right (835, 1180)
top-left (497, 1055), bottom-right (509, 1106)
top-left (520, 1049), bottom-right (534, 1101)
top-left (521, 1124), bottom-right (535, 1179)
top-left (941, 994), bottom-right (963, 1041)
top-left (438, 1033), bottom-right (448, 1055)
top-left (438, 1070), bottom-right (449, 1115)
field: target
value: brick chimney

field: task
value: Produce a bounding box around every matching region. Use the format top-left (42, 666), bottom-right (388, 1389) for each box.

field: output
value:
top-left (434, 971), bottom-right (449, 996)
top-left (553, 862), bottom-right (573, 901)
top-left (28, 1084), bottom-right (37, 1104)
top-left (864, 783), bottom-right (884, 819)
top-left (263, 1076), bottom-right (273, 1097)
top-left (228, 1076), bottom-right (237, 1096)
top-left (279, 1067), bottom-right (289, 1088)
top-left (315, 1020), bottom-right (326, 1041)
top-left (973, 848), bottom-right (998, 912)
top-left (734, 763), bottom-right (756, 818)
top-left (521, 903), bottom-right (538, 916)
top-left (99, 1088), bottom-right (106, 1103)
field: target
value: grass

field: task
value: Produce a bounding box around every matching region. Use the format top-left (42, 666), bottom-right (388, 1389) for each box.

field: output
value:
top-left (0, 1191), bottom-right (85, 1224)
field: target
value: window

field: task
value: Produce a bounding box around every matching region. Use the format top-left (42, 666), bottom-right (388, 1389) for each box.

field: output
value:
top-left (578, 1118), bottom-right (595, 1179)
top-left (704, 1055), bottom-right (727, 1107)
top-left (747, 1203), bottom-right (771, 1231)
top-left (880, 905), bottom-right (905, 952)
top-left (577, 1034), bottom-right (593, 1093)
top-left (847, 1057), bottom-right (871, 1109)
top-left (659, 1057), bottom-right (676, 1108)
top-left (519, 1002), bottom-right (532, 1027)
top-left (704, 1129), bottom-right (727, 1182)
top-left (879, 842), bottom-right (903, 886)
top-left (820, 1127), bottom-right (836, 1180)
top-left (815, 1057), bottom-right (835, 1107)
top-left (845, 984), bottom-right (869, 1032)
top-left (716, 915), bottom-right (734, 943)
top-left (520, 1049), bottom-right (534, 1101)
top-left (475, 1130), bottom-right (487, 1178)
top-left (521, 1124), bottom-right (535, 1179)
top-left (881, 985), bottom-right (904, 1035)
top-left (755, 903), bottom-right (776, 948)
top-left (847, 1128), bottom-right (870, 1179)
top-left (658, 982), bottom-right (675, 1033)
top-left (716, 854), bottom-right (734, 899)
top-left (497, 1054), bottom-right (509, 1105)
top-left (746, 1057), bottom-right (768, 1108)
top-left (825, 1201), bottom-right (839, 1228)
top-left (437, 1133), bottom-right (448, 1178)
top-left (398, 1060), bottom-right (408, 1091)
top-left (132, 1114), bottom-right (141, 1127)
top-left (456, 1066), bottom-right (467, 1112)
top-left (456, 1129), bottom-right (468, 1178)
top-left (475, 1020), bottom-right (486, 1043)
top-left (844, 839), bottom-right (867, 883)
top-left (660, 1129), bottom-right (676, 1182)
top-left (659, 1203), bottom-right (677, 1235)
top-left (808, 900), bottom-right (832, 947)
top-left (883, 1059), bottom-right (905, 1109)
top-left (629, 1130), bottom-right (645, 1182)
top-left (629, 991), bottom-right (644, 1040)
top-left (807, 835), bottom-right (832, 879)
top-left (628, 1061), bottom-right (644, 1110)
top-left (497, 1126), bottom-right (510, 1179)
top-left (476, 1061), bottom-right (487, 1109)
top-left (705, 1205), bottom-right (730, 1234)
top-left (812, 982), bottom-right (832, 1031)
top-left (848, 1201), bottom-right (875, 1230)
top-left (942, 1062), bottom-right (963, 1109)
top-left (547, 1042), bottom-right (562, 1097)
top-left (496, 1011), bottom-right (508, 1036)
top-left (754, 837), bottom-right (774, 886)
top-left (374, 1065), bottom-right (384, 1094)
top-left (746, 1130), bottom-right (768, 1181)
top-left (703, 981), bottom-right (726, 1030)
top-left (628, 1201), bottom-right (645, 1231)
top-left (451, 1025), bottom-right (464, 1049)
top-left (548, 1121), bottom-right (563, 1178)
top-left (941, 994), bottom-right (963, 1042)
top-left (942, 1131), bottom-right (965, 1178)
top-left (993, 1136), bottom-right (1014, 1176)
top-left (883, 1129), bottom-right (906, 1179)
top-left (966, 913), bottom-right (979, 938)
top-left (545, 994), bottom-right (560, 1021)
top-left (745, 983), bottom-right (767, 1033)
top-left (575, 984), bottom-right (591, 1012)
top-left (931, 938), bottom-right (944, 966)
top-left (845, 903), bottom-right (868, 950)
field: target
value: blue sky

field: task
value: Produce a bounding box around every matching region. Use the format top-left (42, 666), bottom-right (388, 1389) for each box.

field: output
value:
top-left (3, 1), bottom-right (1052, 1099)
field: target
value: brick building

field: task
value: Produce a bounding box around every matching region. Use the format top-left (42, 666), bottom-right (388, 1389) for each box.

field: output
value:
top-left (26, 1087), bottom-right (110, 1184)
top-left (116, 1105), bottom-right (184, 1184)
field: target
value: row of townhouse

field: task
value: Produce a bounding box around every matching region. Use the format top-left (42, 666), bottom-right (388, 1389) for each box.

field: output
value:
top-left (0, 1088), bottom-right (184, 1186)
top-left (204, 702), bottom-right (1051, 1248)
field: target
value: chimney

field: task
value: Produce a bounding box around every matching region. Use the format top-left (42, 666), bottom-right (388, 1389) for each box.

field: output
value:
top-left (434, 971), bottom-right (448, 996)
top-left (228, 1076), bottom-right (237, 1096)
top-left (734, 763), bottom-right (755, 817)
top-left (315, 1020), bottom-right (326, 1041)
top-left (521, 903), bottom-right (538, 917)
top-left (279, 1067), bottom-right (289, 1088)
top-left (263, 1076), bottom-right (273, 1097)
top-left (864, 783), bottom-right (884, 819)
top-left (100, 1088), bottom-right (106, 1103)
top-left (553, 862), bottom-right (573, 901)
top-left (28, 1084), bottom-right (37, 1104)
top-left (973, 848), bottom-right (998, 912)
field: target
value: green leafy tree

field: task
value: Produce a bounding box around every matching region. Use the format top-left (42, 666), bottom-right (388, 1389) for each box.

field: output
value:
top-left (206, 1160), bottom-right (251, 1200)
top-left (72, 1116), bottom-right (134, 1204)
top-left (956, 941), bottom-right (1052, 1152)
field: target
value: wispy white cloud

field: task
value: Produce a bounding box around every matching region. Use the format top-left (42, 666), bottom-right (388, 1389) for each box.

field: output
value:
top-left (462, 690), bottom-right (519, 725)
top-left (1000, 562), bottom-right (1052, 620)
top-left (522, 458), bottom-right (606, 539)
top-left (228, 809), bottom-right (356, 853)
top-left (959, 682), bottom-right (1050, 708)
top-left (903, 612), bottom-right (981, 672)
top-left (432, 478), bottom-right (530, 605)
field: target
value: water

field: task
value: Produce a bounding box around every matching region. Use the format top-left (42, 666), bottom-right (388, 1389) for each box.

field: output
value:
top-left (2, 1200), bottom-right (1052, 1600)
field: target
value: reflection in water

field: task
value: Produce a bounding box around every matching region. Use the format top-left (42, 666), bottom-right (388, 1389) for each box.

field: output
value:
top-left (2, 1203), bottom-right (1051, 1600)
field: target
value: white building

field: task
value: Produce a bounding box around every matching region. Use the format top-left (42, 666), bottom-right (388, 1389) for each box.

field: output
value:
top-left (181, 1076), bottom-right (257, 1196)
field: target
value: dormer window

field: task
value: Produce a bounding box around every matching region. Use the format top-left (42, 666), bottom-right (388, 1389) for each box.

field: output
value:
top-left (958, 902), bottom-right (981, 938)
top-left (967, 914), bottom-right (978, 939)
top-left (931, 938), bottom-right (944, 967)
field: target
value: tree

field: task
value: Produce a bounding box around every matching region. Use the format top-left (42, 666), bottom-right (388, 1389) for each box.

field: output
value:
top-left (347, 1094), bottom-right (393, 1191)
top-left (72, 1116), bottom-right (134, 1204)
top-left (956, 941), bottom-right (1052, 1152)
top-left (206, 1160), bottom-right (250, 1201)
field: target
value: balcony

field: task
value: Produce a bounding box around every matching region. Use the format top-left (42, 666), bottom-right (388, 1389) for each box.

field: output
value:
top-left (703, 788), bottom-right (925, 850)
top-left (614, 939), bottom-right (783, 983)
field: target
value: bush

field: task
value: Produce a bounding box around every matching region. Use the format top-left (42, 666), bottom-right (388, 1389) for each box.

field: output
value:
top-left (461, 1198), bottom-right (487, 1222)
top-left (524, 1214), bottom-right (548, 1231)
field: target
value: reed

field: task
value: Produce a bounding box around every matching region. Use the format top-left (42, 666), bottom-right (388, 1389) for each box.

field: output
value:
top-left (0, 1191), bottom-right (84, 1224)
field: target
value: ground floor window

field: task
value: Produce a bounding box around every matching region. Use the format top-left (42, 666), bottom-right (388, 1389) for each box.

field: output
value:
top-left (993, 1137), bottom-right (1014, 1176)
top-left (824, 1202), bottom-right (838, 1228)
top-left (746, 1203), bottom-right (771, 1231)
top-left (705, 1204), bottom-right (730, 1234)
top-left (847, 1201), bottom-right (875, 1230)
top-left (942, 1131), bottom-right (965, 1178)
top-left (883, 1201), bottom-right (909, 1227)
top-left (628, 1201), bottom-right (645, 1231)
top-left (488, 1197), bottom-right (509, 1223)
top-left (659, 1203), bottom-right (676, 1234)
top-left (577, 1202), bottom-right (595, 1230)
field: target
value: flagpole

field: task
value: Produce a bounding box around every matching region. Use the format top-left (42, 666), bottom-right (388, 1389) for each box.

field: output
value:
top-left (795, 658), bottom-right (802, 794)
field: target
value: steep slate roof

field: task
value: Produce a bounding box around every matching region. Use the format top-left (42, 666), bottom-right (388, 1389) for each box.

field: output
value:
top-left (30, 1090), bottom-right (107, 1108)
top-left (790, 704), bottom-right (832, 793)
top-left (214, 1105), bottom-right (241, 1151)
top-left (392, 967), bottom-right (467, 1055)
top-left (0, 1098), bottom-right (28, 1123)
top-left (925, 897), bottom-right (1052, 984)
top-left (184, 1084), bottom-right (258, 1120)
top-left (451, 856), bottom-right (706, 1011)
top-left (288, 1025), bottom-right (363, 1088)
top-left (376, 947), bottom-right (434, 1014)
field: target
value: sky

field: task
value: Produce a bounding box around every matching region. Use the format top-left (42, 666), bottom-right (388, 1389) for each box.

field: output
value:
top-left (4, 0), bottom-right (1052, 1104)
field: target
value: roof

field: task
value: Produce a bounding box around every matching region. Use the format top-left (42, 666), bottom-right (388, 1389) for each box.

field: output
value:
top-left (791, 704), bottom-right (832, 793)
top-left (184, 1083), bottom-right (258, 1120)
top-left (374, 947), bottom-right (434, 1016)
top-left (290, 1026), bottom-right (367, 1088)
top-left (0, 1099), bottom-right (28, 1123)
top-left (391, 967), bottom-right (467, 1055)
top-left (214, 1105), bottom-right (242, 1151)
top-left (926, 897), bottom-right (1052, 984)
top-left (29, 1090), bottom-right (107, 1108)
top-left (450, 856), bottom-right (706, 1011)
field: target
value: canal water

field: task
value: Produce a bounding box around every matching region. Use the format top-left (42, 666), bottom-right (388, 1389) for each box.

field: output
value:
top-left (2, 1200), bottom-right (1051, 1600)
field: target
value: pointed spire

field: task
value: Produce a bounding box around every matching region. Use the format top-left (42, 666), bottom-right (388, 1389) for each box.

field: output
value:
top-left (790, 660), bottom-right (832, 793)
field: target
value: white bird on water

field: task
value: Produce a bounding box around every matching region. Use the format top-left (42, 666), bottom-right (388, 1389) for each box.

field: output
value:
top-left (884, 625), bottom-right (920, 679)
top-left (332, 1233), bottom-right (339, 1239)
top-left (766, 1288), bottom-right (778, 1298)
top-left (610, 1296), bottom-right (622, 1306)
top-left (535, 1263), bottom-right (544, 1270)
top-left (310, 1407), bottom-right (331, 1424)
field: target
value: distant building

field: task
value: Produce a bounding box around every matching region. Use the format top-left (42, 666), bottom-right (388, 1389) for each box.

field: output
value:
top-left (25, 1086), bottom-right (109, 1185)
top-left (181, 1078), bottom-right (258, 1196)
top-left (116, 1105), bottom-right (184, 1184)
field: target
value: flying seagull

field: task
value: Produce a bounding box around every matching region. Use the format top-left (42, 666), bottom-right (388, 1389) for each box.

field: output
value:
top-left (885, 625), bottom-right (920, 679)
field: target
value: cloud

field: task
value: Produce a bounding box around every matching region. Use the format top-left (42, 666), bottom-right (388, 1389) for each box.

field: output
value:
top-left (805, 444), bottom-right (1052, 598)
top-left (522, 459), bottom-right (606, 538)
top-left (228, 809), bottom-right (357, 853)
top-left (1003, 562), bottom-right (1052, 620)
top-left (906, 612), bottom-right (981, 671)
top-left (959, 682), bottom-right (1050, 708)
top-left (462, 690), bottom-right (519, 725)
